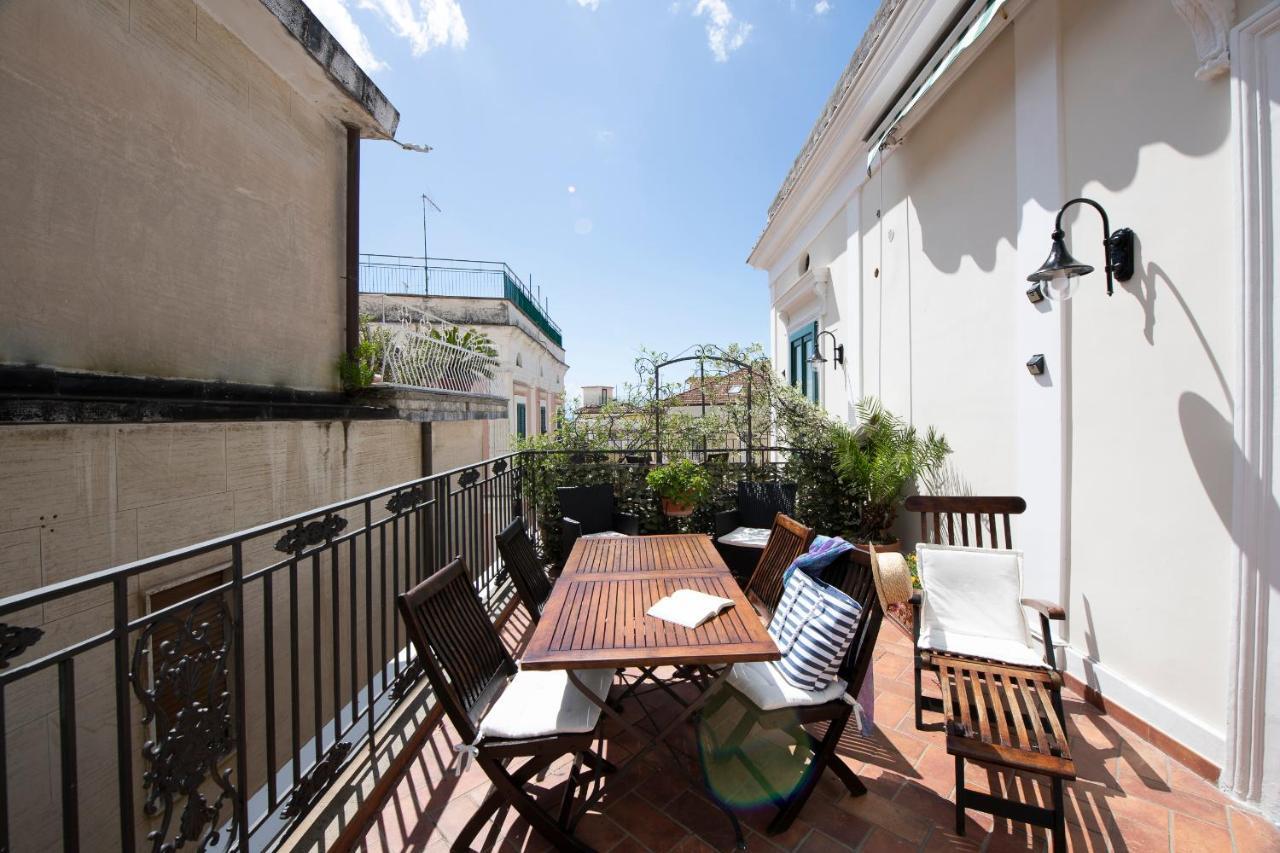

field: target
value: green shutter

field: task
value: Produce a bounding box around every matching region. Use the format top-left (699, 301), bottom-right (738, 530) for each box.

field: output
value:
top-left (516, 402), bottom-right (526, 438)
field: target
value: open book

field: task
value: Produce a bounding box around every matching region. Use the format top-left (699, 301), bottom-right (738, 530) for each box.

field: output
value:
top-left (647, 588), bottom-right (735, 629)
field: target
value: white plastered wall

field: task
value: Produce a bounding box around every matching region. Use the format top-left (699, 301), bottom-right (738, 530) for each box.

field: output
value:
top-left (772, 0), bottom-right (1237, 766)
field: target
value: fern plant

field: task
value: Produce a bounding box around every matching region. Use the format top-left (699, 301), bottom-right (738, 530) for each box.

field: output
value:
top-left (833, 397), bottom-right (951, 543)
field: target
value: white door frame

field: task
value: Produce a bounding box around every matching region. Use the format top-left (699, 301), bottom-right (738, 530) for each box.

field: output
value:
top-left (1225, 0), bottom-right (1280, 820)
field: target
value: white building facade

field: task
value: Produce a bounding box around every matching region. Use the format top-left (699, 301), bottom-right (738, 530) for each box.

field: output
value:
top-left (750, 0), bottom-right (1280, 821)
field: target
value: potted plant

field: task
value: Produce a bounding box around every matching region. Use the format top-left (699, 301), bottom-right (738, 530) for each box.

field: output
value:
top-left (646, 459), bottom-right (711, 517)
top-left (834, 398), bottom-right (950, 550)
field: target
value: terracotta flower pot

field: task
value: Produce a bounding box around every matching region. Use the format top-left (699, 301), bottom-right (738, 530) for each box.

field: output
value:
top-left (661, 498), bottom-right (695, 517)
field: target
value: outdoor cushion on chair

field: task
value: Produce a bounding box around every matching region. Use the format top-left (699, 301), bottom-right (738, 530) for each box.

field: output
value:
top-left (478, 667), bottom-right (615, 740)
top-left (718, 526), bottom-right (771, 548)
top-left (725, 660), bottom-right (848, 712)
top-left (916, 543), bottom-right (1044, 668)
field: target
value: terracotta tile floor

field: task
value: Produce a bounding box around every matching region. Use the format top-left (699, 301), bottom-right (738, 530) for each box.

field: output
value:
top-left (354, 609), bottom-right (1279, 852)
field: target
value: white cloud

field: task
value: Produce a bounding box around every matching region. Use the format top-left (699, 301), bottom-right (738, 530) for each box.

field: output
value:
top-left (357, 0), bottom-right (469, 54)
top-left (307, 0), bottom-right (388, 71)
top-left (575, 0), bottom-right (601, 9)
top-left (814, 0), bottom-right (831, 14)
top-left (693, 0), bottom-right (751, 62)
top-left (307, 0), bottom-right (468, 74)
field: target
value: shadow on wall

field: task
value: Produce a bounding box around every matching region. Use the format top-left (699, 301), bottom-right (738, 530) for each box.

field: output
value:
top-left (1125, 260), bottom-right (1233, 407)
top-left (1179, 393), bottom-right (1277, 597)
top-left (883, 0), bottom-right (1231, 278)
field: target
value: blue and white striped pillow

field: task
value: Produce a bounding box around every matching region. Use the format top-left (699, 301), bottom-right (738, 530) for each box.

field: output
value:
top-left (768, 569), bottom-right (862, 692)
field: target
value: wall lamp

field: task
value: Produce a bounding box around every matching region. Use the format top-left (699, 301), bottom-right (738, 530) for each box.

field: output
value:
top-left (808, 330), bottom-right (844, 367)
top-left (1026, 197), bottom-right (1135, 302)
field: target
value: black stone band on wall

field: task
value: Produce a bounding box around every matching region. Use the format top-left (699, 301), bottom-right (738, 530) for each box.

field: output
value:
top-left (0, 366), bottom-right (397, 425)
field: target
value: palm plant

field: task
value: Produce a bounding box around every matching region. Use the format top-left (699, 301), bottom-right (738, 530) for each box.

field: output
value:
top-left (833, 398), bottom-right (951, 544)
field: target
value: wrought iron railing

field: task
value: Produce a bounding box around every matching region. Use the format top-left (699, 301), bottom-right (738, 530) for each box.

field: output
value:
top-left (0, 454), bottom-right (539, 853)
top-left (0, 447), bottom-right (828, 852)
top-left (359, 254), bottom-right (563, 349)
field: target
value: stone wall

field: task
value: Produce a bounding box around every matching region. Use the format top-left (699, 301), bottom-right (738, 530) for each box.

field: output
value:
top-left (0, 419), bottom-right (422, 850)
top-left (0, 0), bottom-right (349, 391)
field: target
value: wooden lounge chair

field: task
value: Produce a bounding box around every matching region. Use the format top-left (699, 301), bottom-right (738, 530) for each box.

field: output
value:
top-left (902, 495), bottom-right (1065, 730)
top-left (704, 550), bottom-right (884, 834)
top-left (743, 513), bottom-right (815, 616)
top-left (496, 518), bottom-right (553, 621)
top-left (904, 496), bottom-right (1073, 849)
top-left (397, 557), bottom-right (614, 853)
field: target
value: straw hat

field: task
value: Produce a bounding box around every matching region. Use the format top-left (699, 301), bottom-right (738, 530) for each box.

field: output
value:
top-left (868, 544), bottom-right (913, 607)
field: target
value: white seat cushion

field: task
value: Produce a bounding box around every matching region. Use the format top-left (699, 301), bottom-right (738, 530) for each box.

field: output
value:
top-left (718, 526), bottom-right (771, 549)
top-left (916, 544), bottom-right (1045, 668)
top-left (478, 668), bottom-right (614, 740)
top-left (582, 531), bottom-right (630, 540)
top-left (726, 660), bottom-right (847, 711)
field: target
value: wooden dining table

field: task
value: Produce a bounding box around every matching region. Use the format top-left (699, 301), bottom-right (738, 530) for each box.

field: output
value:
top-left (522, 534), bottom-right (779, 847)
top-left (522, 533), bottom-right (779, 671)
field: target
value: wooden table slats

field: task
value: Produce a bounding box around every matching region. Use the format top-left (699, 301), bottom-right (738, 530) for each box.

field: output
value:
top-left (523, 535), bottom-right (779, 671)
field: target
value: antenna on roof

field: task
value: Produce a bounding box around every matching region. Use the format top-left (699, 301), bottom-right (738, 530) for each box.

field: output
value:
top-left (422, 193), bottom-right (442, 294)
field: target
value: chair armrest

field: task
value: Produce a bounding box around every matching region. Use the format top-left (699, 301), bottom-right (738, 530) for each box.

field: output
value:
top-left (713, 510), bottom-right (741, 539)
top-left (560, 518), bottom-right (582, 565)
top-left (909, 592), bottom-right (923, 645)
top-left (612, 512), bottom-right (640, 536)
top-left (1021, 598), bottom-right (1066, 620)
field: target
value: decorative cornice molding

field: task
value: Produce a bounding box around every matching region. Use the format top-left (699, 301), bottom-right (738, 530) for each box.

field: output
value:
top-left (1172, 0), bottom-right (1235, 80)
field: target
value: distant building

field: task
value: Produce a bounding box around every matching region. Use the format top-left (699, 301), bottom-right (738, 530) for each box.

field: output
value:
top-left (359, 255), bottom-right (568, 469)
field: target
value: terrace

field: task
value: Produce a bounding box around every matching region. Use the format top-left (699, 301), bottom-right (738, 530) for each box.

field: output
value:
top-left (2, 439), bottom-right (1276, 853)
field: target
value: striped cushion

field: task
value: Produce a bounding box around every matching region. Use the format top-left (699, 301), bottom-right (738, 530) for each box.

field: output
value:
top-left (768, 569), bottom-right (862, 691)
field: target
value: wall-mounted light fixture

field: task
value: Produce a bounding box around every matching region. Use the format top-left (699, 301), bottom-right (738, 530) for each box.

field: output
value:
top-left (808, 330), bottom-right (844, 367)
top-left (1026, 197), bottom-right (1135, 302)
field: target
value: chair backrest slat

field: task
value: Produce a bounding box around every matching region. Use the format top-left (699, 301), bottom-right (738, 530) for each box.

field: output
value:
top-left (397, 557), bottom-right (516, 742)
top-left (496, 519), bottom-right (553, 621)
top-left (903, 496), bottom-right (1027, 551)
top-left (744, 513), bottom-right (815, 614)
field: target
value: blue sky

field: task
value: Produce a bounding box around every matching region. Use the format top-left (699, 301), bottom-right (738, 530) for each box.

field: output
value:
top-left (311, 0), bottom-right (876, 399)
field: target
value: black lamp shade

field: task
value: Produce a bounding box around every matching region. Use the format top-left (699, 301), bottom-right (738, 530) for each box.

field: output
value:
top-left (1026, 232), bottom-right (1094, 283)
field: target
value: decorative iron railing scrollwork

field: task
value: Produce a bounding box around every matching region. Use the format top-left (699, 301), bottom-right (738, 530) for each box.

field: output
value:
top-left (273, 513), bottom-right (348, 555)
top-left (386, 484), bottom-right (429, 514)
top-left (457, 467), bottom-right (480, 488)
top-left (129, 599), bottom-right (237, 853)
top-left (280, 741), bottom-right (353, 820)
top-left (0, 622), bottom-right (42, 668)
top-left (492, 458), bottom-right (508, 474)
top-left (388, 658), bottom-right (425, 702)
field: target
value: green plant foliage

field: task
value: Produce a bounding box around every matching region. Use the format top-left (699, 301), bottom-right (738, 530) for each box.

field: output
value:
top-left (646, 460), bottom-right (712, 506)
top-left (833, 397), bottom-right (951, 543)
top-left (337, 313), bottom-right (391, 390)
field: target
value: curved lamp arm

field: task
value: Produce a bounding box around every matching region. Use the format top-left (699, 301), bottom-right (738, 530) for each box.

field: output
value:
top-left (1052, 197), bottom-right (1135, 296)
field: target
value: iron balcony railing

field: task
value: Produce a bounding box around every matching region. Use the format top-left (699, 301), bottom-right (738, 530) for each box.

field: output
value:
top-left (359, 254), bottom-right (563, 349)
top-left (0, 447), bottom-right (801, 852)
top-left (0, 454), bottom-right (541, 853)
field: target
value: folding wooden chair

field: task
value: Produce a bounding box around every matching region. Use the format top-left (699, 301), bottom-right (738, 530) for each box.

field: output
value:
top-left (397, 557), bottom-right (613, 853)
top-left (705, 551), bottom-right (883, 834)
top-left (743, 513), bottom-right (815, 616)
top-left (496, 518), bottom-right (553, 621)
top-left (902, 496), bottom-right (1066, 730)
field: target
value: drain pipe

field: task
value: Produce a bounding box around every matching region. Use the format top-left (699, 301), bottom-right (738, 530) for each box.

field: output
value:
top-left (345, 124), bottom-right (361, 359)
